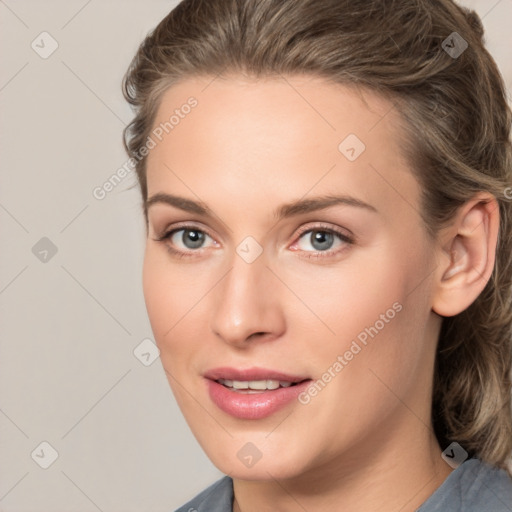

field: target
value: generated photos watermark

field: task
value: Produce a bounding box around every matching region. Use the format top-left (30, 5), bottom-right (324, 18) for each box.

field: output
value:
top-left (298, 301), bottom-right (403, 405)
top-left (92, 97), bottom-right (198, 201)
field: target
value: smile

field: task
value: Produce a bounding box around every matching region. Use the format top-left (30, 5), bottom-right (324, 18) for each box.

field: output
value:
top-left (204, 367), bottom-right (312, 419)
top-left (216, 379), bottom-right (295, 392)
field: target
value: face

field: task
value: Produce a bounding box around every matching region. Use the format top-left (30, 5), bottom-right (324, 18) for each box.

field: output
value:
top-left (143, 75), bottom-right (442, 481)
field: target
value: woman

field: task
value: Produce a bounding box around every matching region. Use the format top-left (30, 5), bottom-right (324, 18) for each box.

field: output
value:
top-left (122, 0), bottom-right (512, 510)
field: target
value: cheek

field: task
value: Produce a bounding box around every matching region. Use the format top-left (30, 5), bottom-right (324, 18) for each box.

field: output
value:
top-left (286, 240), bottom-right (432, 388)
top-left (284, 268), bottom-right (432, 455)
top-left (142, 246), bottom-right (224, 380)
top-left (142, 250), bottom-right (171, 340)
top-left (324, 255), bottom-right (432, 407)
top-left (142, 248), bottom-right (197, 357)
top-left (279, 247), bottom-right (410, 349)
top-left (142, 249), bottom-right (204, 415)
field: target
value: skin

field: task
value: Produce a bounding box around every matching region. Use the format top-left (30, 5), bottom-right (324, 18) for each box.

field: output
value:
top-left (142, 74), bottom-right (499, 512)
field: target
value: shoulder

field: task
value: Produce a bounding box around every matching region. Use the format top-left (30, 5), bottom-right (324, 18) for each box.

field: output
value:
top-left (417, 458), bottom-right (512, 512)
top-left (174, 476), bottom-right (233, 512)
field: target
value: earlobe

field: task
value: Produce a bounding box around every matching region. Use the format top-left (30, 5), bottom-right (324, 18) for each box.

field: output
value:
top-left (432, 193), bottom-right (499, 318)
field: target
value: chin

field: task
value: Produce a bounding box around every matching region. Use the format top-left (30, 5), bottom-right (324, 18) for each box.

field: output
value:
top-left (203, 439), bottom-right (310, 481)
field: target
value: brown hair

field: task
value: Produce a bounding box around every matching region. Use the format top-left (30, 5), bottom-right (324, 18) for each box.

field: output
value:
top-left (122, 0), bottom-right (512, 471)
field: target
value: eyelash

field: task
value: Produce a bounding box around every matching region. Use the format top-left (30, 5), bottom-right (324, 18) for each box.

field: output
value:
top-left (153, 222), bottom-right (354, 260)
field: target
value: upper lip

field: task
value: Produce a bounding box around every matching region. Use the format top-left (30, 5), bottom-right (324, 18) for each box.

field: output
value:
top-left (203, 367), bottom-right (310, 383)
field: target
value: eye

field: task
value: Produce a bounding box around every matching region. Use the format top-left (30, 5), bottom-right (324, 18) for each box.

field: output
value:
top-left (153, 223), bottom-right (354, 260)
top-left (292, 225), bottom-right (354, 258)
top-left (170, 228), bottom-right (211, 250)
top-left (153, 225), bottom-right (216, 257)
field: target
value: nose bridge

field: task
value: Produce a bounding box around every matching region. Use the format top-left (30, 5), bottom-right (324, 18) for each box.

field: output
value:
top-left (210, 251), bottom-right (283, 345)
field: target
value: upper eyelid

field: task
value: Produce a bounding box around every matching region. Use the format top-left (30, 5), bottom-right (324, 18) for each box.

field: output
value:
top-left (153, 221), bottom-right (214, 239)
top-left (295, 223), bottom-right (353, 239)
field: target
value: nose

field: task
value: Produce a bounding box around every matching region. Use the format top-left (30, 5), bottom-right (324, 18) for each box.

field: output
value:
top-left (209, 252), bottom-right (286, 347)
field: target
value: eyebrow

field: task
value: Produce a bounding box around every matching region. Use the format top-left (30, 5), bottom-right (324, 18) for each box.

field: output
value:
top-left (145, 192), bottom-right (377, 219)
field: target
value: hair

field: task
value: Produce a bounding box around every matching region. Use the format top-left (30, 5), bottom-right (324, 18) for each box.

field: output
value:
top-left (122, 0), bottom-right (512, 472)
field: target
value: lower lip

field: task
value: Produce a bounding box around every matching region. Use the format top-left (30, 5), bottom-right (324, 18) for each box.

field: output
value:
top-left (206, 379), bottom-right (311, 420)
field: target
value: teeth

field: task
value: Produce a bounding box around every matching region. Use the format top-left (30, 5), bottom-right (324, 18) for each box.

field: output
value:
top-left (247, 380), bottom-right (270, 390)
top-left (233, 380), bottom-right (249, 389)
top-left (217, 379), bottom-right (295, 390)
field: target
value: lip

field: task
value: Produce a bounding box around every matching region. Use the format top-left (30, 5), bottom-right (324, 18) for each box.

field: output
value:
top-left (204, 367), bottom-right (311, 420)
top-left (203, 366), bottom-right (308, 383)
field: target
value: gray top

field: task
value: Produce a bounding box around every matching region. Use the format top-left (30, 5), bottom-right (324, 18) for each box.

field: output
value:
top-left (175, 458), bottom-right (512, 512)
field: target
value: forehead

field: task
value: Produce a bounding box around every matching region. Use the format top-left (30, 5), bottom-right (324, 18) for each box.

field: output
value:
top-left (149, 74), bottom-right (403, 156)
top-left (145, 74), bottom-right (421, 225)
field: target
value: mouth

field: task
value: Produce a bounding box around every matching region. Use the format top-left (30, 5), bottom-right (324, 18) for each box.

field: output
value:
top-left (215, 378), bottom-right (305, 393)
top-left (204, 366), bottom-right (309, 389)
top-left (203, 367), bottom-right (312, 419)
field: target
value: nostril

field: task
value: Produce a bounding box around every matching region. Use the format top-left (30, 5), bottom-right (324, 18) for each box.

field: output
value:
top-left (247, 332), bottom-right (269, 341)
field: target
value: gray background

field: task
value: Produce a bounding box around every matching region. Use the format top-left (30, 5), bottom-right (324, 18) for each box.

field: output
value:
top-left (0, 1), bottom-right (510, 510)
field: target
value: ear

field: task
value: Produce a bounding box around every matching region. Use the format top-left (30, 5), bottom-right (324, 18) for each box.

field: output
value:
top-left (431, 192), bottom-right (500, 317)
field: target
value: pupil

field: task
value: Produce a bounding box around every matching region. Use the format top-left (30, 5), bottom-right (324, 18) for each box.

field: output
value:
top-left (183, 230), bottom-right (204, 249)
top-left (311, 231), bottom-right (333, 251)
